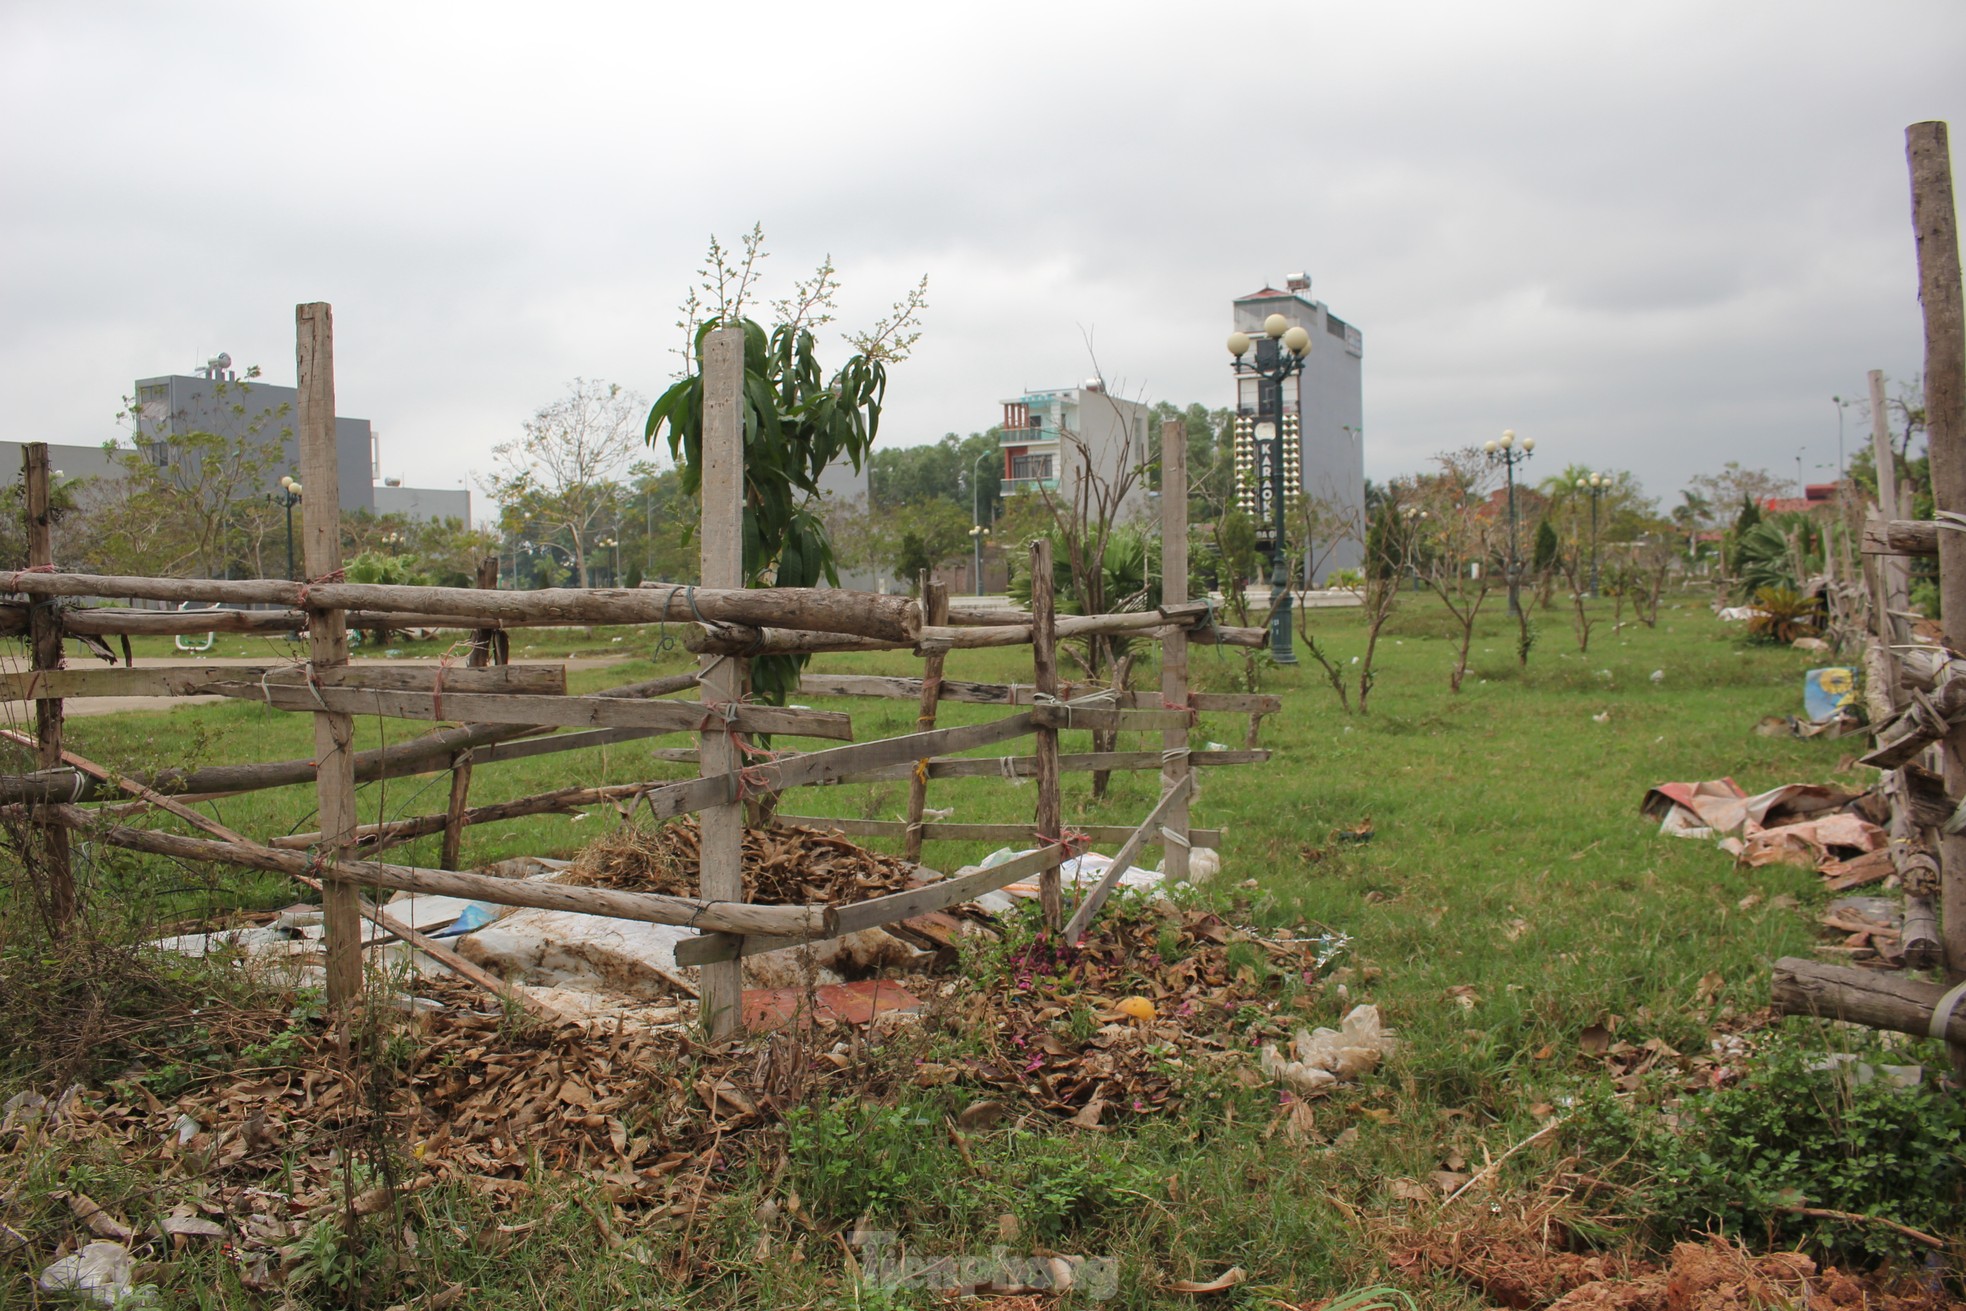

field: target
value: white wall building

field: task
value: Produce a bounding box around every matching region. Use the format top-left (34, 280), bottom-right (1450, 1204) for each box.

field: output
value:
top-left (996, 382), bottom-right (1152, 517)
top-left (1230, 275), bottom-right (1364, 582)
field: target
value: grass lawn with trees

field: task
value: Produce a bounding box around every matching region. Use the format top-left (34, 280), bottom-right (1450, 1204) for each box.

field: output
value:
top-left (3, 593), bottom-right (1962, 1308)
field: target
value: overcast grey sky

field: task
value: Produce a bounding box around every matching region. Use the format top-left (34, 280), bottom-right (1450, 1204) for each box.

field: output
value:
top-left (4, 2), bottom-right (1963, 510)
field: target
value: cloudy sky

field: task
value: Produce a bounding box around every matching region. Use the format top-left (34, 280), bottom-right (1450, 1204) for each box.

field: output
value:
top-left (4, 2), bottom-right (1963, 512)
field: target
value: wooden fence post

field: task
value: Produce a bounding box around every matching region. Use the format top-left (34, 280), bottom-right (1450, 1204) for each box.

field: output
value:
top-left (1159, 418), bottom-right (1192, 887)
top-left (1906, 120), bottom-right (1966, 1076)
top-left (1868, 368), bottom-right (1912, 643)
top-left (469, 554), bottom-right (503, 668)
top-left (440, 749), bottom-right (473, 871)
top-left (23, 443), bottom-right (75, 929)
top-left (1030, 537), bottom-right (1062, 930)
top-left (903, 576), bottom-right (949, 863)
top-left (297, 303), bottom-right (363, 1010)
top-left (697, 325), bottom-right (747, 1037)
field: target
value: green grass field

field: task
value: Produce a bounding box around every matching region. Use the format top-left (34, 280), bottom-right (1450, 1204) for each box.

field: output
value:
top-left (5, 592), bottom-right (1959, 1309)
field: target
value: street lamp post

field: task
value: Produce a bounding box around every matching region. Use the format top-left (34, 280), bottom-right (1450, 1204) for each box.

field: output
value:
top-left (970, 451), bottom-right (995, 595)
top-left (598, 536), bottom-right (620, 587)
top-left (1228, 314), bottom-right (1312, 665)
top-left (1483, 429), bottom-right (1536, 616)
top-left (274, 475), bottom-right (303, 581)
top-left (1401, 504), bottom-right (1428, 591)
top-left (1575, 471), bottom-right (1608, 596)
top-left (1832, 395), bottom-right (1852, 484)
top-left (968, 523), bottom-right (992, 596)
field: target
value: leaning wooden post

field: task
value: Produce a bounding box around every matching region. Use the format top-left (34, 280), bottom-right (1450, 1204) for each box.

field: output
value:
top-left (22, 443), bottom-right (75, 930)
top-left (696, 325), bottom-right (747, 1037)
top-left (1907, 120), bottom-right (1966, 1074)
top-left (297, 303), bottom-right (363, 1010)
top-left (1030, 537), bottom-right (1063, 930)
top-left (1159, 418), bottom-right (1192, 887)
top-left (439, 749), bottom-right (473, 870)
top-left (903, 575), bottom-right (949, 863)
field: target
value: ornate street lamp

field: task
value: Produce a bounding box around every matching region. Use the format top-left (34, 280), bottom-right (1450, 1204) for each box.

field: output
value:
top-left (273, 475), bottom-right (302, 581)
top-left (598, 536), bottom-right (620, 587)
top-left (1575, 472), bottom-right (1608, 596)
top-left (1228, 314), bottom-right (1312, 665)
top-left (1482, 429), bottom-right (1536, 616)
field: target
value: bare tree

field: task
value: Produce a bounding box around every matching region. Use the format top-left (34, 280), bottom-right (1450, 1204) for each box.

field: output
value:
top-left (1019, 363), bottom-right (1157, 797)
top-left (1414, 449), bottom-right (1502, 693)
top-left (1291, 491), bottom-right (1365, 712)
top-left (485, 379), bottom-right (645, 587)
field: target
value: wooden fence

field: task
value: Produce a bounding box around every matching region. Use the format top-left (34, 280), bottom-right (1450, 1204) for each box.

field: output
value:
top-left (2, 311), bottom-right (1277, 1036)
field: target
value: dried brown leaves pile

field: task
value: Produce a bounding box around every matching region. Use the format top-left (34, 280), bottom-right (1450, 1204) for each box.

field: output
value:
top-left (920, 907), bottom-right (1338, 1127)
top-left (562, 819), bottom-right (917, 905)
top-left (2, 975), bottom-right (874, 1289)
top-left (1392, 1222), bottom-right (1962, 1311)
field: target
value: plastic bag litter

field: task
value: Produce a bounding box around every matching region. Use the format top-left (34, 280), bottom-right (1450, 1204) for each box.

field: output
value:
top-left (1259, 1004), bottom-right (1397, 1095)
top-left (38, 1240), bottom-right (155, 1307)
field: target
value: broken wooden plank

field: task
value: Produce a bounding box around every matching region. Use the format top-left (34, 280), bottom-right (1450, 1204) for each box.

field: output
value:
top-left (1060, 775), bottom-right (1195, 943)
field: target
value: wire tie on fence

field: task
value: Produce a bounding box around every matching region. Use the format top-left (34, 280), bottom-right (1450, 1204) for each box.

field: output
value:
top-left (1032, 691), bottom-right (1067, 728)
top-left (914, 758), bottom-right (930, 785)
top-left (1929, 977), bottom-right (1966, 1042)
top-left (1161, 747), bottom-right (1190, 766)
top-left (1159, 826), bottom-right (1191, 850)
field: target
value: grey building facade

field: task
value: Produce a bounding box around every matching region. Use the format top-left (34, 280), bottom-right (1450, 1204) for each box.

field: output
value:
top-left (372, 482), bottom-right (471, 524)
top-left (128, 356), bottom-right (467, 524)
top-left (131, 358), bottom-right (376, 514)
top-left (1231, 275), bottom-right (1364, 582)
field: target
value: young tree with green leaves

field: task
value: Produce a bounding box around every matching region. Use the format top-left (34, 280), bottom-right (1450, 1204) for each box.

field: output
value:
top-left (646, 226), bottom-right (927, 705)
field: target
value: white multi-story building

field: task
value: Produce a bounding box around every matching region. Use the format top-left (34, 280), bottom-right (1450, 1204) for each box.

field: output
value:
top-left (1230, 274), bottom-right (1364, 582)
top-left (996, 382), bottom-right (1152, 515)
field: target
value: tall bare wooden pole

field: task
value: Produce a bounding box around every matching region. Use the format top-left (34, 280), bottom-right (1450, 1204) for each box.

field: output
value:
top-left (696, 326), bottom-right (747, 1036)
top-left (903, 576), bottom-right (949, 863)
top-left (1906, 121), bottom-right (1966, 1074)
top-left (1159, 418), bottom-right (1192, 887)
top-left (1868, 368), bottom-right (1913, 635)
top-left (1030, 537), bottom-right (1063, 930)
top-left (297, 304), bottom-right (363, 1008)
top-left (22, 443), bottom-right (75, 929)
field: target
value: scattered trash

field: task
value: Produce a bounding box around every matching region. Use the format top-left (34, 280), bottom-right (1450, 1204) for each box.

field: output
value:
top-left (1591, 711), bottom-right (1610, 724)
top-left (1184, 848), bottom-right (1222, 885)
top-left (1792, 635), bottom-right (1831, 653)
top-left (1258, 1004), bottom-right (1397, 1095)
top-left (740, 980), bottom-right (923, 1032)
top-left (1804, 666), bottom-right (1859, 722)
top-left (38, 1240), bottom-right (153, 1307)
top-left (1167, 1266), bottom-right (1246, 1294)
top-left (1649, 668), bottom-right (1664, 683)
top-left (1333, 818), bottom-right (1374, 844)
